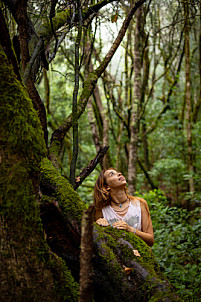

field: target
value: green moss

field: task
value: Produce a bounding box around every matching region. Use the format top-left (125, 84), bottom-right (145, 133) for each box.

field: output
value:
top-left (148, 290), bottom-right (180, 302)
top-left (38, 10), bottom-right (71, 37)
top-left (93, 224), bottom-right (179, 300)
top-left (40, 158), bottom-right (86, 225)
top-left (0, 50), bottom-right (46, 164)
top-left (48, 254), bottom-right (79, 302)
top-left (101, 226), bottom-right (158, 275)
top-left (0, 46), bottom-right (46, 230)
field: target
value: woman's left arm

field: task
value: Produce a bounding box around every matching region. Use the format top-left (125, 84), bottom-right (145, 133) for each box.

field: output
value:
top-left (135, 201), bottom-right (154, 246)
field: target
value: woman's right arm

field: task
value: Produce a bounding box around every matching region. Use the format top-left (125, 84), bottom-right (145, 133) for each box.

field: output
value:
top-left (94, 209), bottom-right (109, 226)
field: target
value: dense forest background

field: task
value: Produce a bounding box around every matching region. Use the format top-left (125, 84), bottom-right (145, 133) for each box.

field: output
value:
top-left (1, 0), bottom-right (201, 301)
top-left (37, 0), bottom-right (201, 205)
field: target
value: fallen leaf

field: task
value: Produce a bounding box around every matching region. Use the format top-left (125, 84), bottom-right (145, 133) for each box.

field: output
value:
top-left (133, 249), bottom-right (141, 257)
top-left (124, 267), bottom-right (133, 275)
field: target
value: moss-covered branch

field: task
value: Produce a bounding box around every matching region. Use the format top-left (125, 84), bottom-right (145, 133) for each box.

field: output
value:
top-left (40, 157), bottom-right (85, 227)
top-left (38, 0), bottom-right (117, 38)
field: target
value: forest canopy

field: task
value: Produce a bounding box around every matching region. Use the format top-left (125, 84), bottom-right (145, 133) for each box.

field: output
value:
top-left (0, 0), bottom-right (201, 301)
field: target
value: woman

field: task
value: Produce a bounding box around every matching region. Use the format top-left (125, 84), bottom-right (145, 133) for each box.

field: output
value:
top-left (94, 168), bottom-right (154, 247)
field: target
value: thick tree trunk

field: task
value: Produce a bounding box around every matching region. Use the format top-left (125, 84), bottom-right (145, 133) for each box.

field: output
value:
top-left (0, 45), bottom-right (79, 301)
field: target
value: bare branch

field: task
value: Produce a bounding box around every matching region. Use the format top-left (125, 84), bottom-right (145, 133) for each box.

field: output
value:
top-left (74, 146), bottom-right (109, 190)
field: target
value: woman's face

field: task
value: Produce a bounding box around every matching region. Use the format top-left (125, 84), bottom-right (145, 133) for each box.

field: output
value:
top-left (104, 169), bottom-right (127, 190)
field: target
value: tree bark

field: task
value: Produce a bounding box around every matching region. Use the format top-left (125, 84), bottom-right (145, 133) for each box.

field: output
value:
top-left (79, 205), bottom-right (95, 302)
top-left (74, 146), bottom-right (109, 190)
top-left (43, 68), bottom-right (50, 114)
top-left (128, 6), bottom-right (144, 194)
top-left (0, 43), bottom-right (78, 302)
top-left (183, 0), bottom-right (195, 194)
top-left (70, 0), bottom-right (82, 188)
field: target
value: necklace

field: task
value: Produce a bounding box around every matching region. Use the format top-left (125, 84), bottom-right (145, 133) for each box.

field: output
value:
top-left (112, 197), bottom-right (128, 208)
top-left (113, 204), bottom-right (129, 212)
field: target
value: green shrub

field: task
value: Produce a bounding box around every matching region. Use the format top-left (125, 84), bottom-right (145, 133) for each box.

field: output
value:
top-left (139, 190), bottom-right (201, 302)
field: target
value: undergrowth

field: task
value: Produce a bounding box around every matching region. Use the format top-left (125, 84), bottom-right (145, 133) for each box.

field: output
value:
top-left (139, 190), bottom-right (201, 302)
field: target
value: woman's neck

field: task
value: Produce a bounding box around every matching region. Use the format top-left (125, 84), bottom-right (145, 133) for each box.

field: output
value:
top-left (110, 189), bottom-right (128, 206)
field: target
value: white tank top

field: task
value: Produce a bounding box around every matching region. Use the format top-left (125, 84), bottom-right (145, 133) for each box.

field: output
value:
top-left (102, 199), bottom-right (141, 231)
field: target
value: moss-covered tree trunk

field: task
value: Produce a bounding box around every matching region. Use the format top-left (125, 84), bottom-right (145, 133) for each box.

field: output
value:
top-left (0, 44), bottom-right (79, 301)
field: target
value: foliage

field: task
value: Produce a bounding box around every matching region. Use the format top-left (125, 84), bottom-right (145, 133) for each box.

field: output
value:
top-left (1, 0), bottom-right (201, 299)
top-left (140, 190), bottom-right (201, 302)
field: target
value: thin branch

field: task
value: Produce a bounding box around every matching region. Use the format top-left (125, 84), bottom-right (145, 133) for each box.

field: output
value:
top-left (74, 146), bottom-right (109, 190)
top-left (138, 30), bottom-right (184, 122)
top-left (152, 14), bottom-right (200, 37)
top-left (49, 0), bottom-right (59, 58)
top-left (70, 0), bottom-right (82, 188)
top-left (22, 38), bottom-right (43, 84)
top-left (48, 4), bottom-right (76, 63)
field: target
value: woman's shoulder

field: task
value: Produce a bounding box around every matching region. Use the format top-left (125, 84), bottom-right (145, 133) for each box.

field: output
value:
top-left (130, 196), bottom-right (149, 210)
top-left (129, 195), bottom-right (146, 203)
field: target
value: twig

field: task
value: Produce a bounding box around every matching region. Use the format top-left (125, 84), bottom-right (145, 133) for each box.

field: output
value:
top-left (74, 146), bottom-right (109, 190)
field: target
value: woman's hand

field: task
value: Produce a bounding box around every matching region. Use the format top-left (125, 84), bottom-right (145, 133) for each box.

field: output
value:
top-left (96, 218), bottom-right (109, 227)
top-left (112, 220), bottom-right (133, 232)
